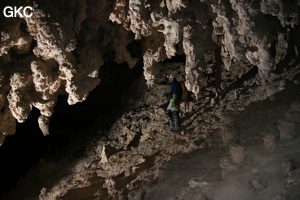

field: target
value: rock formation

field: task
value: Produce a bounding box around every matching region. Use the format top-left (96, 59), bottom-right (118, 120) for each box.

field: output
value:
top-left (0, 0), bottom-right (300, 199)
top-left (0, 0), bottom-right (299, 143)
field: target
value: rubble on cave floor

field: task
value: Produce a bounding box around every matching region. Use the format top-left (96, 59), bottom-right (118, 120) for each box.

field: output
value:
top-left (1, 63), bottom-right (298, 200)
top-left (144, 90), bottom-right (300, 200)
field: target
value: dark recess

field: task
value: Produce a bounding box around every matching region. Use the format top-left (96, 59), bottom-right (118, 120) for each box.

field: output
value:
top-left (0, 53), bottom-right (143, 196)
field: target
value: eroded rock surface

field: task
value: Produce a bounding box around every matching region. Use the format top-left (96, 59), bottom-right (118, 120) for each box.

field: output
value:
top-left (1, 0), bottom-right (299, 144)
top-left (1, 61), bottom-right (299, 200)
top-left (0, 0), bottom-right (300, 199)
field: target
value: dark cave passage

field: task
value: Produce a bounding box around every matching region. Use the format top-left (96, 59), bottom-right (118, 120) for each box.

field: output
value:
top-left (0, 57), bottom-right (144, 196)
top-left (160, 54), bottom-right (186, 64)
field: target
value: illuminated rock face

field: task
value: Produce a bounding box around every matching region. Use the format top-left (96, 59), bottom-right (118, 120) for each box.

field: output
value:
top-left (1, 0), bottom-right (300, 199)
top-left (0, 0), bottom-right (299, 144)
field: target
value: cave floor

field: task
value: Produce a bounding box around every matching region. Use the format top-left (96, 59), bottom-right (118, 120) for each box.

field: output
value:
top-left (1, 80), bottom-right (300, 200)
top-left (144, 83), bottom-right (300, 200)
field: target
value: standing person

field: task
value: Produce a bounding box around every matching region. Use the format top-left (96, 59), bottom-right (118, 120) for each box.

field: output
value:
top-left (166, 74), bottom-right (182, 131)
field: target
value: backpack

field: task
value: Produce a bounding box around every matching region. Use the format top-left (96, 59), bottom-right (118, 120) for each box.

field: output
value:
top-left (178, 81), bottom-right (188, 101)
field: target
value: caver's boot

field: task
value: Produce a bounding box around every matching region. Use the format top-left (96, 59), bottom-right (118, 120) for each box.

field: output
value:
top-left (172, 111), bottom-right (180, 131)
top-left (166, 111), bottom-right (174, 130)
top-left (167, 116), bottom-right (174, 130)
top-left (173, 118), bottom-right (180, 131)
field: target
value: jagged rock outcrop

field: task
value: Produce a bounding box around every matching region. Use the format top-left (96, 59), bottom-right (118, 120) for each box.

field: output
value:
top-left (4, 61), bottom-right (299, 200)
top-left (142, 83), bottom-right (300, 200)
top-left (0, 0), bottom-right (300, 199)
top-left (1, 0), bottom-right (300, 144)
top-left (1, 0), bottom-right (101, 138)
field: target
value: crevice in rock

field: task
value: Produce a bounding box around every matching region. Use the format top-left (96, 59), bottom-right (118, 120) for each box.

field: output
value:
top-left (274, 26), bottom-right (300, 74)
top-left (222, 66), bottom-right (258, 99)
top-left (161, 54), bottom-right (186, 64)
top-left (0, 108), bottom-right (44, 194)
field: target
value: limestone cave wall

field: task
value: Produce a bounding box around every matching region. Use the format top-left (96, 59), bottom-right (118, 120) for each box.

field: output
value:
top-left (0, 0), bottom-right (300, 199)
top-left (0, 0), bottom-right (299, 144)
